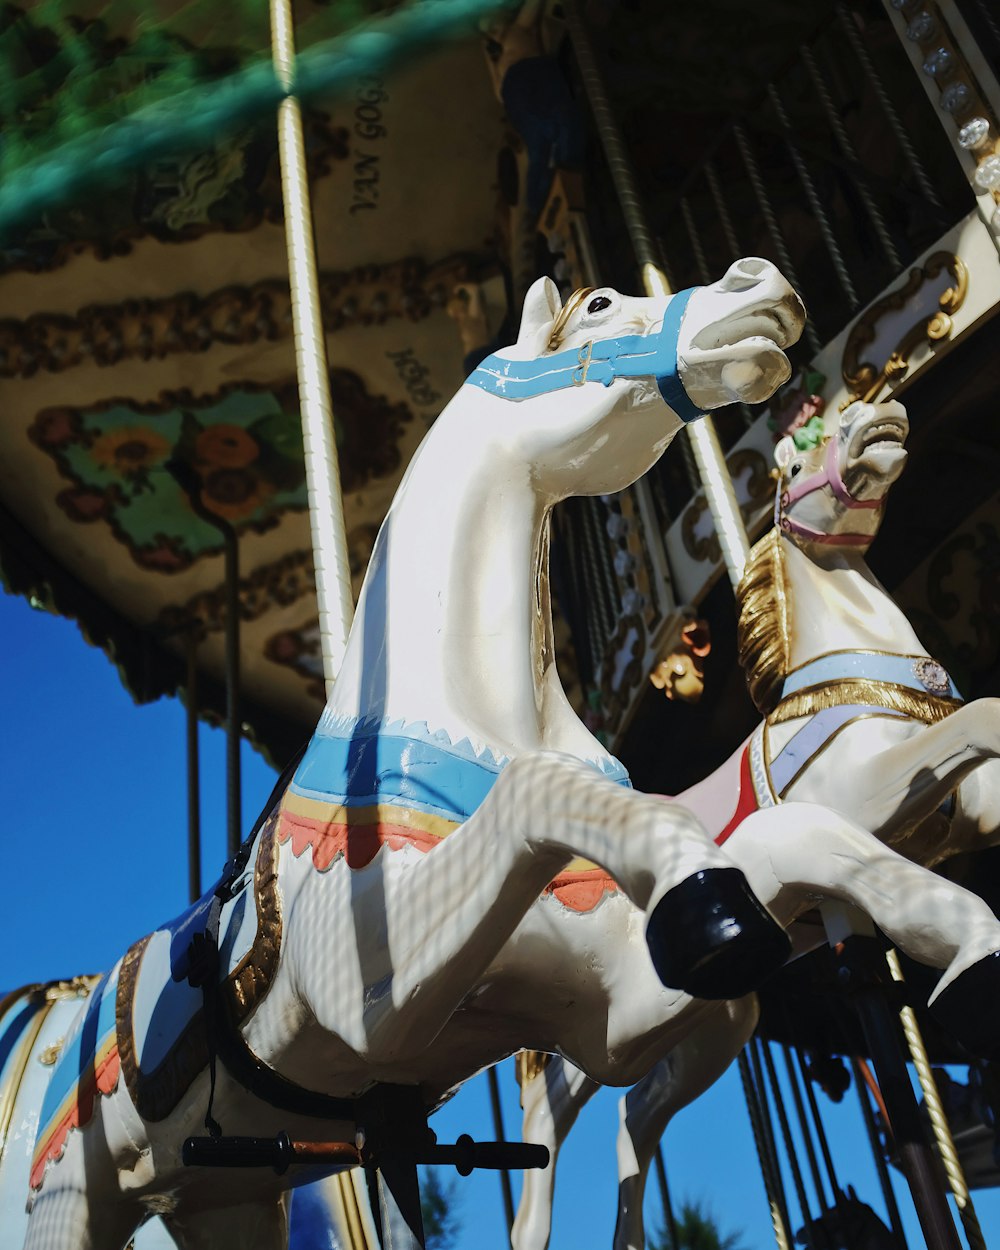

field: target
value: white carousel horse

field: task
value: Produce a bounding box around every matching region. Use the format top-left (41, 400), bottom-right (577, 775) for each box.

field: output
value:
top-left (513, 400), bottom-right (1000, 1250)
top-left (6, 270), bottom-right (1000, 1250)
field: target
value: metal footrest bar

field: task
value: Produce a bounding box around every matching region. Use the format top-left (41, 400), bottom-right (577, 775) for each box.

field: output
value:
top-left (183, 1130), bottom-right (549, 1177)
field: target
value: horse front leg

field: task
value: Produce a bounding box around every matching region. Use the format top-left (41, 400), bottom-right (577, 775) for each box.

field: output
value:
top-left (855, 699), bottom-right (1000, 840)
top-left (613, 997), bottom-right (758, 1250)
top-left (512, 1056), bottom-right (600, 1250)
top-left (728, 802), bottom-right (1000, 1058)
top-left (297, 751), bottom-right (787, 1070)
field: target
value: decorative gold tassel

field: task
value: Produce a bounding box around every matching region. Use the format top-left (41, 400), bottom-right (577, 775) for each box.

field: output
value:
top-left (770, 681), bottom-right (961, 726)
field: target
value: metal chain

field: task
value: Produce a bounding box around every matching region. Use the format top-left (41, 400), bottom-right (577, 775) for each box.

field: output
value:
top-left (800, 42), bottom-right (901, 271)
top-left (834, 2), bottom-right (943, 210)
top-left (767, 81), bottom-right (859, 308)
top-left (732, 123), bottom-right (821, 355)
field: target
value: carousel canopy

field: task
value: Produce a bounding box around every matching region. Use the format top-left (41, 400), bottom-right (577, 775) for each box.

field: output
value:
top-left (0, 0), bottom-right (509, 761)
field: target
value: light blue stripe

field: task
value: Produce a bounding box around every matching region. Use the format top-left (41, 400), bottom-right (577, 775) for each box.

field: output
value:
top-left (37, 970), bottom-right (117, 1142)
top-left (292, 723), bottom-right (631, 825)
top-left (293, 731), bottom-right (506, 825)
top-left (781, 652), bottom-right (961, 701)
top-left (466, 288), bottom-right (701, 422)
top-left (769, 704), bottom-right (906, 795)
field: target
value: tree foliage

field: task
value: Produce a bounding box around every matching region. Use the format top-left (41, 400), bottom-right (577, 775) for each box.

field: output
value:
top-left (420, 1167), bottom-right (462, 1250)
top-left (651, 1199), bottom-right (748, 1250)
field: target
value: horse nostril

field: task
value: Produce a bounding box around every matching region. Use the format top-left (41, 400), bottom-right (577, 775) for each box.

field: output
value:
top-left (720, 257), bottom-right (773, 292)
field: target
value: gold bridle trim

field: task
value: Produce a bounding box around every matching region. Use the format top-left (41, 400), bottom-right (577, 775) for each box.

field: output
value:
top-left (769, 680), bottom-right (961, 727)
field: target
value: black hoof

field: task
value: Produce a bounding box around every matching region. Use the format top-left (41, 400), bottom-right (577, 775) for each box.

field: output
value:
top-left (645, 867), bottom-right (791, 1000)
top-left (930, 951), bottom-right (1000, 1061)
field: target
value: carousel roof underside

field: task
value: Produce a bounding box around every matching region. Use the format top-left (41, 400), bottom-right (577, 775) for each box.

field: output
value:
top-left (0, 0), bottom-right (508, 760)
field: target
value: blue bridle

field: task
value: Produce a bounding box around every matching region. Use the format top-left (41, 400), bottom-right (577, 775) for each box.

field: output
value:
top-left (464, 286), bottom-right (702, 424)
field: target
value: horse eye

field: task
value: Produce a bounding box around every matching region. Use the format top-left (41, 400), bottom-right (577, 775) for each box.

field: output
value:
top-left (587, 295), bottom-right (613, 315)
top-left (790, 463), bottom-right (802, 477)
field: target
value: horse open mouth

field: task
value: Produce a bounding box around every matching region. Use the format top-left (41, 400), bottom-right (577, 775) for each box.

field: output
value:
top-left (847, 416), bottom-right (909, 488)
top-left (850, 416), bottom-right (909, 459)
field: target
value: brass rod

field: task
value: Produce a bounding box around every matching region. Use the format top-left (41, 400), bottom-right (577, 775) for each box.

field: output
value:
top-left (271, 0), bottom-right (355, 693)
top-left (886, 950), bottom-right (986, 1250)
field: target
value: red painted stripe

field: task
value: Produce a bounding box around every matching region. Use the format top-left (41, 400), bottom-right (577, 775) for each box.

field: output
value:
top-left (30, 1044), bottom-right (121, 1191)
top-left (278, 811), bottom-right (444, 870)
top-left (714, 746), bottom-right (759, 846)
top-left (278, 811), bottom-right (618, 912)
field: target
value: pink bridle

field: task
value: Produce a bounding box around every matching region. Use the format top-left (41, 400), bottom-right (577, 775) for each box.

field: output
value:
top-left (775, 435), bottom-right (883, 546)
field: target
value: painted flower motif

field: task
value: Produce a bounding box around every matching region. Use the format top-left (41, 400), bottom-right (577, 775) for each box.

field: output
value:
top-left (195, 423), bottom-right (259, 469)
top-left (201, 466), bottom-right (273, 520)
top-left (90, 426), bottom-right (172, 475)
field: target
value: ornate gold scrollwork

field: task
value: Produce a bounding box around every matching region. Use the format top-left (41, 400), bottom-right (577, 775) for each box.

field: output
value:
top-left (680, 449), bottom-right (772, 565)
top-left (44, 975), bottom-right (101, 1002)
top-left (38, 1039), bottom-right (65, 1066)
top-left (842, 252), bottom-right (969, 404)
top-left (681, 493), bottom-right (720, 565)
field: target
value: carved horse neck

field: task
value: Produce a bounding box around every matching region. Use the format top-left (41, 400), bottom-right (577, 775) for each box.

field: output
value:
top-left (781, 538), bottom-right (928, 671)
top-left (326, 401), bottom-right (605, 765)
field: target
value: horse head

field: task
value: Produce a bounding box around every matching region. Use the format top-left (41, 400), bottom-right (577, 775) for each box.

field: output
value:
top-left (774, 399), bottom-right (909, 549)
top-left (464, 256), bottom-right (804, 498)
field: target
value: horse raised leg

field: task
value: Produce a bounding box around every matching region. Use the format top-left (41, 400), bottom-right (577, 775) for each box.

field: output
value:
top-left (730, 802), bottom-right (1000, 1053)
top-left (284, 751), bottom-right (788, 1075)
top-left (846, 700), bottom-right (1000, 842)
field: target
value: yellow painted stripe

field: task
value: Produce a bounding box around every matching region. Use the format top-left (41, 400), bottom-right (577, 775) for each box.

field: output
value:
top-left (0, 997), bottom-right (55, 1155)
top-left (281, 794), bottom-right (460, 841)
top-left (31, 1033), bottom-right (117, 1169)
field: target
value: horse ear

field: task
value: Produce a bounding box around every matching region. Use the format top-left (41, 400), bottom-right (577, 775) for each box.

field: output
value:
top-left (517, 276), bottom-right (562, 352)
top-left (774, 435), bottom-right (796, 469)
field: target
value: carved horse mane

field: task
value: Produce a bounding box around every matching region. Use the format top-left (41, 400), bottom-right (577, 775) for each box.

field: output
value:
top-left (735, 527), bottom-right (789, 717)
top-left (736, 499), bottom-right (957, 727)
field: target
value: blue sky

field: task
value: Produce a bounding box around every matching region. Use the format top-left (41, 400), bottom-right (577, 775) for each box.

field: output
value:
top-left (3, 586), bottom-right (998, 1248)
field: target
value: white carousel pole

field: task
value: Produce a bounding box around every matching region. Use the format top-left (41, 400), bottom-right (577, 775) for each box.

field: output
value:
top-left (269, 13), bottom-right (373, 1244)
top-left (565, 2), bottom-right (750, 588)
top-left (271, 0), bottom-right (355, 693)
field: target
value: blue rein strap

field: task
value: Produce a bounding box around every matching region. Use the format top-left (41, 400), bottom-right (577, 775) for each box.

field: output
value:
top-left (465, 286), bottom-right (702, 423)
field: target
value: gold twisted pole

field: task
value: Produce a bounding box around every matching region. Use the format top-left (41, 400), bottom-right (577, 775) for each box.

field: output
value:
top-left (272, 0), bottom-right (355, 692)
top-left (565, 1), bottom-right (750, 588)
top-left (885, 949), bottom-right (986, 1250)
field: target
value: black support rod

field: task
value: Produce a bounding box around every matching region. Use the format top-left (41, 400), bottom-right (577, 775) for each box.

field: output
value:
top-left (654, 1145), bottom-right (678, 1250)
top-left (167, 459), bottom-right (242, 859)
top-left (761, 1040), bottom-right (819, 1250)
top-left (185, 631), bottom-right (203, 904)
top-left (795, 1047), bottom-right (841, 1204)
top-left (221, 516), bottom-right (242, 859)
top-left (852, 1058), bottom-right (908, 1250)
top-left (781, 1044), bottom-right (828, 1215)
top-left (487, 1065), bottom-right (515, 1238)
